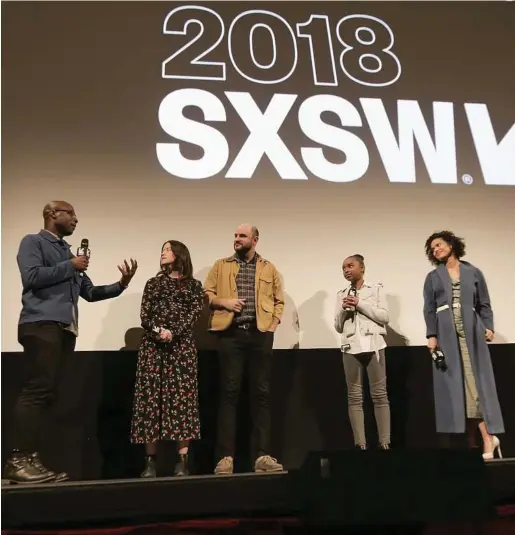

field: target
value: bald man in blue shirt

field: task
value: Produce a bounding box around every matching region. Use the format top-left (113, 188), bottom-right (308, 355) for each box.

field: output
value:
top-left (4, 201), bottom-right (138, 484)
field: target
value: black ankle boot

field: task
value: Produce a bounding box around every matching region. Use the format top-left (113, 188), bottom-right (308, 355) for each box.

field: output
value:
top-left (29, 453), bottom-right (69, 482)
top-left (4, 451), bottom-right (59, 484)
top-left (174, 453), bottom-right (189, 477)
top-left (141, 456), bottom-right (157, 478)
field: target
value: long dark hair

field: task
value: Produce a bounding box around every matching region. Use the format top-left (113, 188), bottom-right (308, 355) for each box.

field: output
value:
top-left (158, 240), bottom-right (194, 279)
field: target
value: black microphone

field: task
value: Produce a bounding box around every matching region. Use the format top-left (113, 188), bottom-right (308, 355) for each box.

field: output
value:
top-left (77, 238), bottom-right (91, 258)
top-left (344, 285), bottom-right (357, 312)
top-left (431, 349), bottom-right (447, 371)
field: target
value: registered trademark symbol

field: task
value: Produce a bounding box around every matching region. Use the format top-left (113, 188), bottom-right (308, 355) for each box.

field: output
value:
top-left (462, 174), bottom-right (474, 185)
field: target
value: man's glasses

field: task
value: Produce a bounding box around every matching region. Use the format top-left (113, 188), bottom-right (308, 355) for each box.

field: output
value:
top-left (55, 209), bottom-right (76, 217)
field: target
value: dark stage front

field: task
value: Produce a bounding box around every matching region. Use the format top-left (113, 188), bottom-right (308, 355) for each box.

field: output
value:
top-left (2, 457), bottom-right (515, 530)
top-left (2, 345), bottom-right (514, 480)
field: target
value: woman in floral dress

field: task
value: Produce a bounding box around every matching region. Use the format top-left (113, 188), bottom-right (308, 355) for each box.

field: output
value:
top-left (131, 240), bottom-right (204, 477)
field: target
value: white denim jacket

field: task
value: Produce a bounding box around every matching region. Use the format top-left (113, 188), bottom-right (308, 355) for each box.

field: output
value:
top-left (334, 281), bottom-right (389, 357)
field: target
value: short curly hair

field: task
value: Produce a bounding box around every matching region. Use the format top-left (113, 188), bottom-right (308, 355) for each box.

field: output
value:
top-left (425, 231), bottom-right (466, 265)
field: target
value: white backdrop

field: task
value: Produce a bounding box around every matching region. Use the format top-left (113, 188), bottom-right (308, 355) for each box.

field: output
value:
top-left (2, 185), bottom-right (514, 351)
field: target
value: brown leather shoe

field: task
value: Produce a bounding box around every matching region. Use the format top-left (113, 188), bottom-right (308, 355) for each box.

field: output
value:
top-left (4, 453), bottom-right (57, 484)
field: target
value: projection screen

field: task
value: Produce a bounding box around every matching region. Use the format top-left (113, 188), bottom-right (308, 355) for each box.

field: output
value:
top-left (2, 1), bottom-right (514, 351)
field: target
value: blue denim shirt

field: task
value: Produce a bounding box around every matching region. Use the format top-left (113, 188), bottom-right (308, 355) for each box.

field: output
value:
top-left (17, 230), bottom-right (125, 328)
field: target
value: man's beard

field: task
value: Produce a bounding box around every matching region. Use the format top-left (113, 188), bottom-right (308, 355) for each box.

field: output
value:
top-left (234, 244), bottom-right (251, 257)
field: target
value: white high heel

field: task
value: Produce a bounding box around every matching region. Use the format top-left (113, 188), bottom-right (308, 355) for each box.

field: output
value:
top-left (482, 435), bottom-right (502, 460)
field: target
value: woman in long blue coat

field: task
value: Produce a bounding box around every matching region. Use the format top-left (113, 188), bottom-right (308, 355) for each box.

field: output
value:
top-left (423, 231), bottom-right (504, 460)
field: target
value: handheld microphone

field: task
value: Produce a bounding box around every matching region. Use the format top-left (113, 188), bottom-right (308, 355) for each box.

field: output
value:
top-left (431, 349), bottom-right (447, 371)
top-left (344, 285), bottom-right (357, 312)
top-left (77, 238), bottom-right (90, 258)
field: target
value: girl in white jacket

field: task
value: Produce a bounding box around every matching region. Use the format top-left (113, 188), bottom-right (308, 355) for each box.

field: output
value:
top-left (334, 254), bottom-right (391, 450)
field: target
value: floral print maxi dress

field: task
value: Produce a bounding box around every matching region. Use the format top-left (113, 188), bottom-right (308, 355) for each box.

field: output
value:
top-left (131, 275), bottom-right (204, 443)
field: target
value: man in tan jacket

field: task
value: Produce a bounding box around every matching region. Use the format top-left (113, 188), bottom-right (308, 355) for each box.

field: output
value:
top-left (204, 223), bottom-right (284, 475)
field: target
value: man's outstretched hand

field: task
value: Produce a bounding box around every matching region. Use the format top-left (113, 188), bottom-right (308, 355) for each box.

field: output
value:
top-left (118, 258), bottom-right (138, 287)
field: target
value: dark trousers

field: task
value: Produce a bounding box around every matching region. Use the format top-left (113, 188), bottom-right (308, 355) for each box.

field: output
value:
top-left (12, 322), bottom-right (76, 453)
top-left (215, 326), bottom-right (274, 461)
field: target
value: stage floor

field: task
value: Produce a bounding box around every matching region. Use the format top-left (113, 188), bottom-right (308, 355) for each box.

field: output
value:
top-left (3, 456), bottom-right (515, 530)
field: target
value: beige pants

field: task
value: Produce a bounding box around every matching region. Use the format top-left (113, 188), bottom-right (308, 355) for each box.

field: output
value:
top-left (342, 349), bottom-right (390, 446)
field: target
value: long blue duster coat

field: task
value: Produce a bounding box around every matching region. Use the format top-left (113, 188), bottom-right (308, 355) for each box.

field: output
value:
top-left (423, 261), bottom-right (504, 434)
